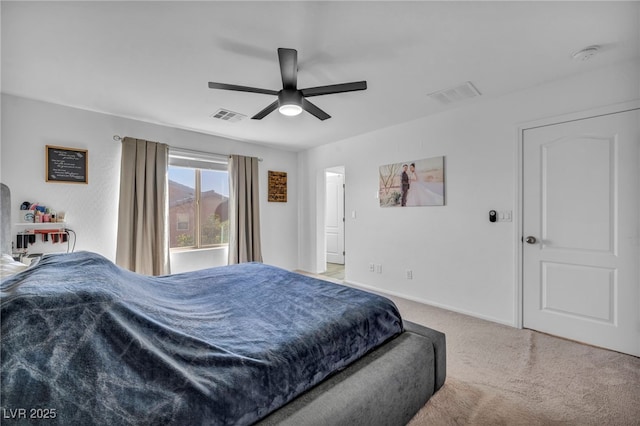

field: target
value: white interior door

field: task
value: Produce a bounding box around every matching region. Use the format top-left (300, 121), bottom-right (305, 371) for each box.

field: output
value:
top-left (325, 172), bottom-right (345, 264)
top-left (522, 109), bottom-right (639, 356)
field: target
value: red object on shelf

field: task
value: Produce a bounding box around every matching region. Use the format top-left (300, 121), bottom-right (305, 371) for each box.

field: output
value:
top-left (33, 229), bottom-right (67, 243)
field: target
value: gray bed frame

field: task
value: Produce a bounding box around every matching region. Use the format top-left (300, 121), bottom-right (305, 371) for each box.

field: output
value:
top-left (0, 182), bottom-right (446, 425)
top-left (260, 321), bottom-right (446, 425)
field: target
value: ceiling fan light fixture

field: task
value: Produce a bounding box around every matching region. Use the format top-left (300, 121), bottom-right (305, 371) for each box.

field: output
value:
top-left (279, 103), bottom-right (303, 116)
top-left (277, 90), bottom-right (304, 117)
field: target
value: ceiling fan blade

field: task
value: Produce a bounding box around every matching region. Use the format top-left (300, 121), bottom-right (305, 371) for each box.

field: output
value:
top-left (251, 100), bottom-right (279, 120)
top-left (278, 48), bottom-right (298, 90)
top-left (300, 81), bottom-right (367, 97)
top-left (208, 82), bottom-right (278, 96)
top-left (301, 98), bottom-right (331, 121)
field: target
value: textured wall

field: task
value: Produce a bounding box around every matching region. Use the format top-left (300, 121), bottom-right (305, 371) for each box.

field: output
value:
top-left (298, 59), bottom-right (640, 326)
top-left (1, 95), bottom-right (299, 271)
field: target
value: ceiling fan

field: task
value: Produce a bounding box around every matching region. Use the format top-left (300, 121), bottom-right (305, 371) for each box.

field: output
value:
top-left (208, 48), bottom-right (367, 121)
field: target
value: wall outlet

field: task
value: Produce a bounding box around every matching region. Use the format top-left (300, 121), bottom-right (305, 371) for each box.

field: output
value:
top-left (406, 270), bottom-right (413, 279)
top-left (369, 263), bottom-right (375, 272)
top-left (376, 264), bottom-right (382, 274)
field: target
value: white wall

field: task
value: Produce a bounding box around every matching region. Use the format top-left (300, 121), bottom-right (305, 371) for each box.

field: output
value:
top-left (298, 59), bottom-right (640, 325)
top-left (3, 58), bottom-right (637, 323)
top-left (0, 95), bottom-right (299, 271)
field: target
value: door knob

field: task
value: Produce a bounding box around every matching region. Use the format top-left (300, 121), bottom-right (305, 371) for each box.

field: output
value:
top-left (525, 236), bottom-right (537, 244)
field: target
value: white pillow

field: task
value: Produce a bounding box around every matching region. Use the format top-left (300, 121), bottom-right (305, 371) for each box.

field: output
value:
top-left (0, 254), bottom-right (29, 278)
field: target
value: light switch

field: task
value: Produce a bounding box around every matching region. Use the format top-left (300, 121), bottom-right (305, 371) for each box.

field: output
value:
top-left (498, 210), bottom-right (512, 222)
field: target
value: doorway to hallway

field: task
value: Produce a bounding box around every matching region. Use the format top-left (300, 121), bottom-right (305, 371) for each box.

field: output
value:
top-left (321, 262), bottom-right (345, 281)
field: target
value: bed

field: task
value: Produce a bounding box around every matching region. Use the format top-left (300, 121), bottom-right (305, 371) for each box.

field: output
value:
top-left (0, 183), bottom-right (445, 425)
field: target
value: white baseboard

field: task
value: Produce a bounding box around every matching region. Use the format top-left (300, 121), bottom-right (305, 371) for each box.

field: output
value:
top-left (343, 279), bottom-right (516, 328)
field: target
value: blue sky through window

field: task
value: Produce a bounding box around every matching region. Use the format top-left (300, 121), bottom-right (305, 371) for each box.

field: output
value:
top-left (169, 167), bottom-right (229, 197)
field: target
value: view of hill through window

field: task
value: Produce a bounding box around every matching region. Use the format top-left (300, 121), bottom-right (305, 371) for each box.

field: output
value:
top-left (168, 166), bottom-right (229, 249)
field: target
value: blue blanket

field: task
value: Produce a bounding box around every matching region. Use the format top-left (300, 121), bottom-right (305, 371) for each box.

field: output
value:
top-left (1, 252), bottom-right (402, 425)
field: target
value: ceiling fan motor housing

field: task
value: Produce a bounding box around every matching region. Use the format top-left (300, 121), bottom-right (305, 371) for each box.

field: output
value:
top-left (278, 90), bottom-right (303, 107)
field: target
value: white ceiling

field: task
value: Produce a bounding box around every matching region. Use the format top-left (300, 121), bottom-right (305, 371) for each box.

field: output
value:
top-left (2, 1), bottom-right (639, 151)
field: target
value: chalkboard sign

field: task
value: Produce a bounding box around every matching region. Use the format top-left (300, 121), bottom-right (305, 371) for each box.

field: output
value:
top-left (46, 145), bottom-right (88, 184)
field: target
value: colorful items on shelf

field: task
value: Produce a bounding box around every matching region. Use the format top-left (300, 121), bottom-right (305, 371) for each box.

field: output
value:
top-left (16, 230), bottom-right (69, 251)
top-left (19, 201), bottom-right (65, 223)
top-left (35, 229), bottom-right (69, 243)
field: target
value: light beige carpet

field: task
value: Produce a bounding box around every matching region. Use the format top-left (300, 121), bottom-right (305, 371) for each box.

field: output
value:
top-left (394, 296), bottom-right (640, 426)
top-left (300, 271), bottom-right (640, 425)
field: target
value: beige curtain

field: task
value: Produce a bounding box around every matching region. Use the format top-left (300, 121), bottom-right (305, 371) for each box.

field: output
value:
top-left (228, 155), bottom-right (262, 264)
top-left (116, 137), bottom-right (170, 275)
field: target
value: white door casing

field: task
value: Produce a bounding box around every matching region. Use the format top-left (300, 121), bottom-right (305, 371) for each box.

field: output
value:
top-left (522, 109), bottom-right (639, 356)
top-left (325, 172), bottom-right (345, 265)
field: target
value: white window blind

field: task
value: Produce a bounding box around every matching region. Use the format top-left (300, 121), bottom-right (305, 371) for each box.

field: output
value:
top-left (169, 147), bottom-right (228, 171)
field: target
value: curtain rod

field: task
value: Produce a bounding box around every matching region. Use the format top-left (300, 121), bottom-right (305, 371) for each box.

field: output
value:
top-left (112, 135), bottom-right (262, 161)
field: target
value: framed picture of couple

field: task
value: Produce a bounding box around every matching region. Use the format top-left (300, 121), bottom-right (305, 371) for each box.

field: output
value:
top-left (379, 156), bottom-right (445, 207)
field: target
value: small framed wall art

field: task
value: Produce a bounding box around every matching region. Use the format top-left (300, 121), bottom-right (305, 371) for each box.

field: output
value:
top-left (268, 171), bottom-right (287, 202)
top-left (46, 145), bottom-right (88, 184)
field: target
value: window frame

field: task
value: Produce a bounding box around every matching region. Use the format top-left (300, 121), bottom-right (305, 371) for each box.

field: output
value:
top-left (168, 149), bottom-right (229, 251)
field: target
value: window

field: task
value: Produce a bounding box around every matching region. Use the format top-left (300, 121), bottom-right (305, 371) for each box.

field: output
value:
top-left (168, 149), bottom-right (229, 249)
top-left (176, 213), bottom-right (190, 231)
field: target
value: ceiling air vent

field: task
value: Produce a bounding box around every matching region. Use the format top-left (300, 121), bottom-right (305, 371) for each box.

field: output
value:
top-left (427, 81), bottom-right (481, 105)
top-left (210, 109), bottom-right (246, 122)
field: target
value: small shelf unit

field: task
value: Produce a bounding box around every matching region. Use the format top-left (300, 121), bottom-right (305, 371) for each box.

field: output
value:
top-left (14, 222), bottom-right (68, 229)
